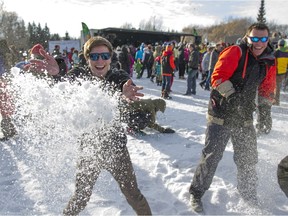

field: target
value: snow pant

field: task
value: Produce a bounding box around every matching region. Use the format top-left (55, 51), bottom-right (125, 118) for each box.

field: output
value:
top-left (0, 116), bottom-right (17, 141)
top-left (189, 122), bottom-right (258, 200)
top-left (63, 138), bottom-right (151, 215)
top-left (185, 69), bottom-right (197, 94)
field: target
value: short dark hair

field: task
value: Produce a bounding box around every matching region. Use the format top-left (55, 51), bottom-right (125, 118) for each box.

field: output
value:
top-left (246, 23), bottom-right (270, 36)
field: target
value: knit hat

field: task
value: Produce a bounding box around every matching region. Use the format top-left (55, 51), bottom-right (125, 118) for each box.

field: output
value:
top-left (84, 36), bottom-right (113, 60)
top-left (30, 44), bottom-right (44, 55)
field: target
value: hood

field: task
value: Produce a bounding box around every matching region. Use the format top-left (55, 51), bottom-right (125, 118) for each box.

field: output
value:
top-left (153, 99), bottom-right (166, 112)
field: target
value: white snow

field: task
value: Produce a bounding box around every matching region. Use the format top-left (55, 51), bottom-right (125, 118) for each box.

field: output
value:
top-left (1, 68), bottom-right (288, 215)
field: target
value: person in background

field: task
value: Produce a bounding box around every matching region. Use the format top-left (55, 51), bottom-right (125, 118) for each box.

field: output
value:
top-left (183, 43), bottom-right (199, 96)
top-left (134, 58), bottom-right (143, 79)
top-left (204, 43), bottom-right (223, 91)
top-left (71, 49), bottom-right (80, 67)
top-left (199, 46), bottom-right (213, 90)
top-left (189, 23), bottom-right (276, 213)
top-left (161, 44), bottom-right (176, 99)
top-left (178, 43), bottom-right (187, 80)
top-left (273, 39), bottom-right (288, 106)
top-left (118, 45), bottom-right (132, 75)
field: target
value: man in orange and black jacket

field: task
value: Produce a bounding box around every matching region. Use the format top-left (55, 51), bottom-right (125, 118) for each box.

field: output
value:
top-left (189, 23), bottom-right (276, 213)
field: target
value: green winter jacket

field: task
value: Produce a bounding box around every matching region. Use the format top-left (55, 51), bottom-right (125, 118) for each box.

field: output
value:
top-left (129, 98), bottom-right (166, 132)
top-left (277, 156), bottom-right (288, 198)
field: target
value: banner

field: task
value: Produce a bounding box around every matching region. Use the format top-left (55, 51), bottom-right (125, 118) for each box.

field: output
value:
top-left (81, 22), bottom-right (91, 43)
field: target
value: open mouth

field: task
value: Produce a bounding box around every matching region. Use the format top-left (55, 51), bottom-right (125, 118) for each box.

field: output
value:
top-left (95, 65), bottom-right (105, 70)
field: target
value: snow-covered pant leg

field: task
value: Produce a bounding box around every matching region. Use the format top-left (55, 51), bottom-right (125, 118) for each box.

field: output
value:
top-left (231, 125), bottom-right (258, 200)
top-left (189, 122), bottom-right (231, 198)
top-left (109, 146), bottom-right (152, 215)
top-left (1, 117), bottom-right (17, 140)
top-left (63, 157), bottom-right (101, 215)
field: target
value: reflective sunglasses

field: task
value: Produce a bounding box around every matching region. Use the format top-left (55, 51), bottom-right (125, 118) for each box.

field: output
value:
top-left (248, 36), bottom-right (269, 43)
top-left (89, 52), bottom-right (111, 61)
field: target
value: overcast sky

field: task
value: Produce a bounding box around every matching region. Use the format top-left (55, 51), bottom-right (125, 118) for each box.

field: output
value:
top-left (3, 0), bottom-right (287, 38)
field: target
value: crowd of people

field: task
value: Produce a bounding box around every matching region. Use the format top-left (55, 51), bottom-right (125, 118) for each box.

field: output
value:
top-left (0, 22), bottom-right (288, 214)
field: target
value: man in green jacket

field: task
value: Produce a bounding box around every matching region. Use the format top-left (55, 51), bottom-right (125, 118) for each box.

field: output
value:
top-left (278, 156), bottom-right (288, 198)
top-left (126, 98), bottom-right (175, 134)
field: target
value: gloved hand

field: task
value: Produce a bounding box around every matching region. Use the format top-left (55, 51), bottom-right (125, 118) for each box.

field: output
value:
top-left (162, 127), bottom-right (175, 133)
top-left (226, 92), bottom-right (242, 108)
top-left (256, 104), bottom-right (272, 134)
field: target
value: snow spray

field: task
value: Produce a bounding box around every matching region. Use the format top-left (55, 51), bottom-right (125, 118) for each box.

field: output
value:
top-left (5, 68), bottom-right (119, 213)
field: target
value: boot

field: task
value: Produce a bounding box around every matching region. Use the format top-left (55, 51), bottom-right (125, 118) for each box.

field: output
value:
top-left (190, 194), bottom-right (203, 212)
top-left (161, 90), bottom-right (171, 100)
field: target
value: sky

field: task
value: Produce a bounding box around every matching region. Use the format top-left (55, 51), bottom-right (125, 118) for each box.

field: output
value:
top-left (0, 67), bottom-right (288, 215)
top-left (2, 0), bottom-right (288, 38)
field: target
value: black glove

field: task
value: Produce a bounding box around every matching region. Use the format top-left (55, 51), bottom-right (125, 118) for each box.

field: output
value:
top-left (162, 127), bottom-right (175, 133)
top-left (256, 104), bottom-right (272, 134)
top-left (226, 92), bottom-right (242, 108)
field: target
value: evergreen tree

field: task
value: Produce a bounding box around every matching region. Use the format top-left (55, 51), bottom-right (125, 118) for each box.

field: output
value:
top-left (257, 0), bottom-right (267, 24)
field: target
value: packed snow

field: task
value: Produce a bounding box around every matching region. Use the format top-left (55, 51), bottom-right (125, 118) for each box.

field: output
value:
top-left (0, 68), bottom-right (288, 215)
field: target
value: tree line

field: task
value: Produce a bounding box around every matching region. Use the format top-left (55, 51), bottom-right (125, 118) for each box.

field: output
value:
top-left (0, 1), bottom-right (287, 54)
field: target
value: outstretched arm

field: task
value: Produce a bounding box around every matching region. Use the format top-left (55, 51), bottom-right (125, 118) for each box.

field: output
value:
top-left (122, 79), bottom-right (144, 102)
top-left (28, 49), bottom-right (60, 76)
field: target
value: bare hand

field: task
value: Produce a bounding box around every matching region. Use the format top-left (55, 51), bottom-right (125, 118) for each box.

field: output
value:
top-left (28, 49), bottom-right (59, 76)
top-left (122, 79), bottom-right (144, 102)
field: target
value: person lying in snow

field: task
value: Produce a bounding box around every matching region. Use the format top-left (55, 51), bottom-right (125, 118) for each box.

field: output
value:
top-left (125, 98), bottom-right (175, 134)
top-left (278, 156), bottom-right (288, 198)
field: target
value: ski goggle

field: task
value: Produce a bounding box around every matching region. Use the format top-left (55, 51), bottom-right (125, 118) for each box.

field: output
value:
top-left (89, 52), bottom-right (111, 61)
top-left (248, 36), bottom-right (269, 43)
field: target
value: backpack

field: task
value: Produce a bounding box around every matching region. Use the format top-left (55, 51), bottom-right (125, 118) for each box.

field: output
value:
top-left (161, 54), bottom-right (173, 73)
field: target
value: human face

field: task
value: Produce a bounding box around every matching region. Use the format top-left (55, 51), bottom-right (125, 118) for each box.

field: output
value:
top-left (247, 29), bottom-right (269, 56)
top-left (87, 45), bottom-right (112, 78)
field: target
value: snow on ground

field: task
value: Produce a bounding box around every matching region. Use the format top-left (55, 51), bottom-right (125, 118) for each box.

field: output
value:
top-left (0, 69), bottom-right (288, 215)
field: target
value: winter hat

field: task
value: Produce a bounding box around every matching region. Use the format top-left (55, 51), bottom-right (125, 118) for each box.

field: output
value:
top-left (278, 39), bottom-right (286, 47)
top-left (84, 36), bottom-right (113, 60)
top-left (154, 98), bottom-right (166, 113)
top-left (165, 44), bottom-right (173, 52)
top-left (30, 44), bottom-right (44, 56)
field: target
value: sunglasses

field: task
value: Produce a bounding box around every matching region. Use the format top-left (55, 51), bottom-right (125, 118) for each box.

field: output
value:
top-left (248, 36), bottom-right (269, 43)
top-left (89, 52), bottom-right (111, 61)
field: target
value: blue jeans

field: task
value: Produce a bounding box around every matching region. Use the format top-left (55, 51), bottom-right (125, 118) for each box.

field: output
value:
top-left (205, 69), bottom-right (213, 90)
top-left (162, 75), bottom-right (172, 93)
top-left (186, 69), bottom-right (198, 94)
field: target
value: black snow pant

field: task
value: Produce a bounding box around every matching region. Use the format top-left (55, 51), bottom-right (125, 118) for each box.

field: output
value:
top-left (189, 122), bottom-right (258, 200)
top-left (63, 129), bottom-right (151, 215)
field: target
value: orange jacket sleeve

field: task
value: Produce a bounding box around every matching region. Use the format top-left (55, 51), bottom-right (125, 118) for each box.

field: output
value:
top-left (211, 46), bottom-right (242, 88)
top-left (169, 55), bottom-right (176, 70)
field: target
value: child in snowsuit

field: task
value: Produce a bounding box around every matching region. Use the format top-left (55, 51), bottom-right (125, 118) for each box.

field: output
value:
top-left (134, 59), bottom-right (143, 79)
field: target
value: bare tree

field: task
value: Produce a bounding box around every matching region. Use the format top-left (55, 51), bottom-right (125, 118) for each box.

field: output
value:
top-left (138, 16), bottom-right (163, 31)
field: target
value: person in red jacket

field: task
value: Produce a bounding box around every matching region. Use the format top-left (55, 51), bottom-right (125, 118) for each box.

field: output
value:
top-left (161, 44), bottom-right (176, 99)
top-left (189, 23), bottom-right (276, 212)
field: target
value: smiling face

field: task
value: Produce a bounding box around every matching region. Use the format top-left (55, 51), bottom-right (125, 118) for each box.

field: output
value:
top-left (87, 45), bottom-right (112, 78)
top-left (247, 28), bottom-right (269, 56)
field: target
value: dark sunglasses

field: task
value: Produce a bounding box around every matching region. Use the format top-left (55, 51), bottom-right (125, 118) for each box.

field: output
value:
top-left (248, 36), bottom-right (269, 43)
top-left (89, 52), bottom-right (111, 61)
